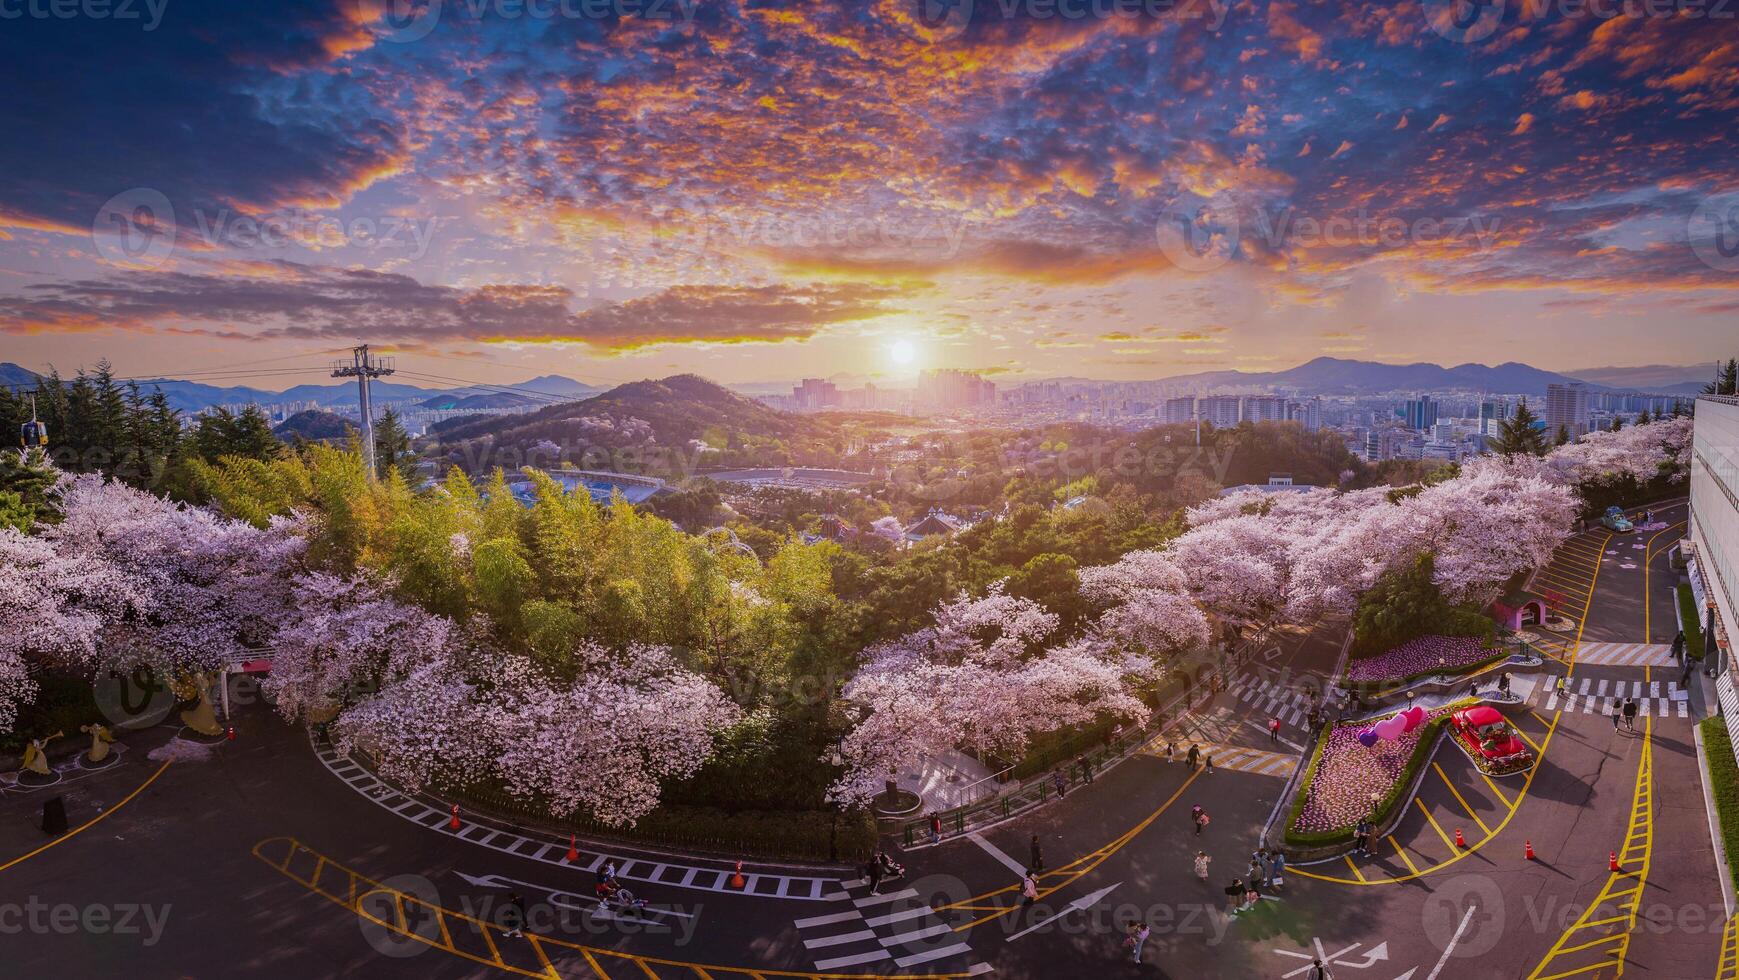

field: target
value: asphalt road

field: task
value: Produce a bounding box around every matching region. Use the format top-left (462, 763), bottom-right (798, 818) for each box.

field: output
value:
top-left (0, 499), bottom-right (1727, 979)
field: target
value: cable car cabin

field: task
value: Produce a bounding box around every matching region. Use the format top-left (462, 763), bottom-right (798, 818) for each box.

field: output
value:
top-left (20, 418), bottom-right (47, 447)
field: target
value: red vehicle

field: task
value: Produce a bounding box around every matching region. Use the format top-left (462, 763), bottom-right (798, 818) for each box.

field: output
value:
top-left (1450, 705), bottom-right (1533, 774)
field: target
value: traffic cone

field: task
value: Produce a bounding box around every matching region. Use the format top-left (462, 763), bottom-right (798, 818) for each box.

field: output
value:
top-left (1454, 828), bottom-right (1467, 848)
top-left (728, 860), bottom-right (746, 890)
top-left (1525, 840), bottom-right (1536, 860)
top-left (1610, 851), bottom-right (1620, 872)
top-left (449, 804), bottom-right (461, 831)
top-left (566, 834), bottom-right (579, 863)
top-left (226, 726), bottom-right (235, 741)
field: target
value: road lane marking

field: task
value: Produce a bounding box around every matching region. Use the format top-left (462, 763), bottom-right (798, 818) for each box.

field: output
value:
top-left (1388, 836), bottom-right (1421, 876)
top-left (1435, 764), bottom-right (1492, 836)
top-left (1425, 903), bottom-right (1479, 980)
top-left (966, 832), bottom-right (1027, 877)
top-left (1415, 798), bottom-right (1457, 851)
top-left (0, 760), bottom-right (172, 875)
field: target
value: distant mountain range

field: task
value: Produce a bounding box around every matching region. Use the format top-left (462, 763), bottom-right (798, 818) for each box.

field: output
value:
top-left (0, 362), bottom-right (603, 413)
top-left (1023, 357), bottom-right (1713, 396)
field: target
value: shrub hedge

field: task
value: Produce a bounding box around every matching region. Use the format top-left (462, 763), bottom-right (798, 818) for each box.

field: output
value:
top-left (1699, 717), bottom-right (1739, 893)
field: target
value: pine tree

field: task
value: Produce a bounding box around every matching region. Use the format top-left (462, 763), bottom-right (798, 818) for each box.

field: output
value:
top-left (1704, 358), bottom-right (1738, 396)
top-left (1488, 398), bottom-right (1550, 456)
top-left (1554, 424), bottom-right (1571, 447)
top-left (1637, 408), bottom-right (1652, 426)
top-left (1610, 415), bottom-right (1624, 432)
top-left (373, 407), bottom-right (416, 482)
top-left (0, 448), bottom-right (60, 530)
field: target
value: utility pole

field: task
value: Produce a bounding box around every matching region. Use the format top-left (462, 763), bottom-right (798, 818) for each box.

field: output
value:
top-left (331, 345), bottom-right (395, 480)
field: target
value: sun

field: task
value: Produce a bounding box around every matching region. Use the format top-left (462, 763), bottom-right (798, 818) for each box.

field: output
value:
top-left (889, 338), bottom-right (917, 366)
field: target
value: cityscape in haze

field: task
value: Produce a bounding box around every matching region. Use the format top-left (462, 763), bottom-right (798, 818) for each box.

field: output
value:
top-left (5, 2), bottom-right (1739, 979)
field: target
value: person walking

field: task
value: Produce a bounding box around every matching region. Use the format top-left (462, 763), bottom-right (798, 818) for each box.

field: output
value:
top-left (1673, 630), bottom-right (1687, 664)
top-left (928, 813), bottom-right (942, 845)
top-left (1270, 717), bottom-right (1282, 742)
top-left (1269, 850), bottom-right (1286, 889)
top-left (1052, 770), bottom-right (1068, 797)
top-left (1622, 696), bottom-right (1638, 732)
top-left (1164, 740), bottom-right (1176, 763)
top-left (1610, 702), bottom-right (1622, 732)
top-left (1020, 871), bottom-right (1039, 910)
top-left (1205, 751), bottom-right (1215, 774)
top-left (1029, 834), bottom-right (1044, 873)
top-left (1193, 850), bottom-right (1212, 882)
top-left (1246, 859), bottom-right (1265, 901)
top-left (867, 858), bottom-right (885, 895)
top-left (1126, 919), bottom-right (1151, 963)
top-left (1193, 806), bottom-right (1211, 836)
top-left (1306, 957), bottom-right (1334, 979)
top-left (501, 891), bottom-right (526, 938)
top-left (1186, 743), bottom-right (1200, 771)
top-left (1253, 849), bottom-right (1272, 887)
top-left (1080, 757), bottom-right (1095, 784)
top-left (1224, 877), bottom-right (1245, 916)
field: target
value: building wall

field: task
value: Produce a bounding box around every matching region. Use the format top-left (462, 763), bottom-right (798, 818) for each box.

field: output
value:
top-left (1692, 397), bottom-right (1739, 665)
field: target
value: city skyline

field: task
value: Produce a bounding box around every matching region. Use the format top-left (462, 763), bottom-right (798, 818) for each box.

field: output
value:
top-left (2, 3), bottom-right (1737, 385)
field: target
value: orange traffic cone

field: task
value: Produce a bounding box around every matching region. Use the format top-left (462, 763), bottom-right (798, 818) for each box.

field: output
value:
top-left (1454, 828), bottom-right (1467, 848)
top-left (449, 804), bottom-right (461, 831)
top-left (728, 860), bottom-right (747, 890)
top-left (226, 726), bottom-right (235, 741)
top-left (1610, 851), bottom-right (1620, 872)
top-left (566, 834), bottom-right (579, 863)
top-left (1525, 840), bottom-right (1536, 860)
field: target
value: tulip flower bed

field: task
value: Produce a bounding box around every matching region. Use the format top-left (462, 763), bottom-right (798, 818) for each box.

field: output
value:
top-left (1285, 706), bottom-right (1456, 846)
top-left (1345, 635), bottom-right (1505, 686)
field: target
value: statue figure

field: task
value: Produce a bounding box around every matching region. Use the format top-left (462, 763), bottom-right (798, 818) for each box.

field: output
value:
top-left (80, 723), bottom-right (115, 764)
top-left (178, 672), bottom-right (225, 736)
top-left (21, 731), bottom-right (63, 776)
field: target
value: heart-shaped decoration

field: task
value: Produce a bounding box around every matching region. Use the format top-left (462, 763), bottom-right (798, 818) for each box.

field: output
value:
top-left (1400, 705), bottom-right (1427, 732)
top-left (1373, 714), bottom-right (1409, 741)
top-left (1357, 728), bottom-right (1380, 748)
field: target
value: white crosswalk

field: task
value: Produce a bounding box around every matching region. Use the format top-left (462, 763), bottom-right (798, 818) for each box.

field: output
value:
top-left (791, 886), bottom-right (988, 974)
top-left (1230, 674), bottom-right (1314, 728)
top-left (1143, 740), bottom-right (1297, 778)
top-left (1574, 642), bottom-right (1675, 667)
top-left (1528, 676), bottom-right (1692, 718)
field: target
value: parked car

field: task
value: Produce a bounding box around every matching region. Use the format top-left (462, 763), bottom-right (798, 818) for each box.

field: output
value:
top-left (1601, 506), bottom-right (1634, 533)
top-left (1450, 705), bottom-right (1533, 774)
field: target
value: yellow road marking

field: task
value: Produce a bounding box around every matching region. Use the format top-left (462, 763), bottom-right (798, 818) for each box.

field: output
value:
top-left (0, 760), bottom-right (172, 875)
top-left (1435, 763), bottom-right (1493, 836)
top-left (1388, 836), bottom-right (1421, 876)
top-left (940, 768), bottom-right (1201, 931)
top-left (1477, 768), bottom-right (1515, 808)
top-left (1515, 725), bottom-right (1544, 754)
top-left (255, 837), bottom-right (982, 980)
top-left (1415, 797), bottom-right (1457, 851)
top-left (1527, 718), bottom-right (1654, 979)
top-left (1717, 913), bottom-right (1739, 979)
top-left (1342, 855), bottom-right (1367, 883)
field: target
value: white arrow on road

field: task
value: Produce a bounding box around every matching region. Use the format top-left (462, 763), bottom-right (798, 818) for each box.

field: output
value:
top-left (1346, 941), bottom-right (1390, 968)
top-left (1004, 882), bottom-right (1121, 943)
top-left (451, 869), bottom-right (697, 920)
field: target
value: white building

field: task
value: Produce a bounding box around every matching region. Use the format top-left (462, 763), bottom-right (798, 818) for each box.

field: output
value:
top-left (1545, 382), bottom-right (1591, 440)
top-left (1162, 396), bottom-right (1196, 424)
top-left (1242, 396), bottom-right (1289, 423)
top-left (1197, 396), bottom-right (1242, 429)
top-left (1690, 396), bottom-right (1737, 695)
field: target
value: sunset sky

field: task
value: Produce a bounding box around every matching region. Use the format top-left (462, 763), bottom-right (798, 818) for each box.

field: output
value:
top-left (2, 0), bottom-right (1737, 388)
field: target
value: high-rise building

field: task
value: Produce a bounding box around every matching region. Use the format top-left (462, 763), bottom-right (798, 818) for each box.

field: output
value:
top-left (1243, 396), bottom-right (1289, 423)
top-left (1197, 396), bottom-right (1242, 429)
top-left (1545, 383), bottom-right (1591, 440)
top-left (1479, 399), bottom-right (1512, 436)
top-left (793, 378), bottom-right (839, 410)
top-left (917, 369), bottom-right (997, 409)
top-left (1288, 397), bottom-right (1323, 432)
top-left (1403, 395), bottom-right (1438, 431)
top-left (1364, 427), bottom-right (1411, 462)
top-left (1162, 396), bottom-right (1195, 424)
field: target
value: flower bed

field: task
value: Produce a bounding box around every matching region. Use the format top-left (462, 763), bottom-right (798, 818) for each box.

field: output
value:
top-left (1285, 707), bottom-right (1454, 845)
top-left (1345, 635), bottom-right (1501, 685)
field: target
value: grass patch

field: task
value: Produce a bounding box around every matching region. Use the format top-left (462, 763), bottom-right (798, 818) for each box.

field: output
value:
top-left (1679, 584), bottom-right (1707, 661)
top-left (1698, 716), bottom-right (1739, 893)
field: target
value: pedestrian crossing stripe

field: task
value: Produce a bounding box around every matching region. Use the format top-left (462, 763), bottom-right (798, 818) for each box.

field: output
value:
top-left (789, 888), bottom-right (987, 974)
top-left (1574, 642), bottom-right (1675, 667)
top-left (1229, 674), bottom-right (1313, 728)
top-left (1532, 678), bottom-right (1691, 719)
top-left (1140, 741), bottom-right (1297, 778)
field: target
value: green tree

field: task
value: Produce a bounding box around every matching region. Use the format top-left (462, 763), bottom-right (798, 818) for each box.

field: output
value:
top-left (1703, 358), bottom-right (1738, 397)
top-left (373, 407), bottom-right (416, 483)
top-left (1637, 409), bottom-right (1652, 425)
top-left (1554, 424), bottom-right (1571, 447)
top-left (1488, 398), bottom-right (1549, 456)
top-left (1610, 415), bottom-right (1624, 432)
top-left (193, 406), bottom-right (281, 463)
top-left (0, 448), bottom-right (60, 530)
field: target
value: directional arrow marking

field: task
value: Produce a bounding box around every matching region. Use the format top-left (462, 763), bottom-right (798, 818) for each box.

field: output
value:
top-left (1004, 882), bottom-right (1122, 943)
top-left (451, 869), bottom-right (697, 920)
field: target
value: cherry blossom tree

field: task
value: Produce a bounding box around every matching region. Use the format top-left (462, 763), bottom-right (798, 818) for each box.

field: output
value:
top-left (830, 586), bottom-right (1149, 807)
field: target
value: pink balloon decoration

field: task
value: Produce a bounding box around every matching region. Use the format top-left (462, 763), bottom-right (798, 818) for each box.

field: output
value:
top-left (1400, 705), bottom-right (1427, 732)
top-left (1357, 728), bottom-right (1380, 748)
top-left (1373, 715), bottom-right (1409, 741)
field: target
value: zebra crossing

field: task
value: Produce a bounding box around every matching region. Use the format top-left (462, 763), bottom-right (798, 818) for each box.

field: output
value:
top-left (1229, 673), bottom-right (1314, 728)
top-left (1141, 740), bottom-right (1297, 778)
top-left (1574, 642), bottom-right (1676, 667)
top-left (791, 887), bottom-right (989, 975)
top-left (1529, 676), bottom-right (1693, 719)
